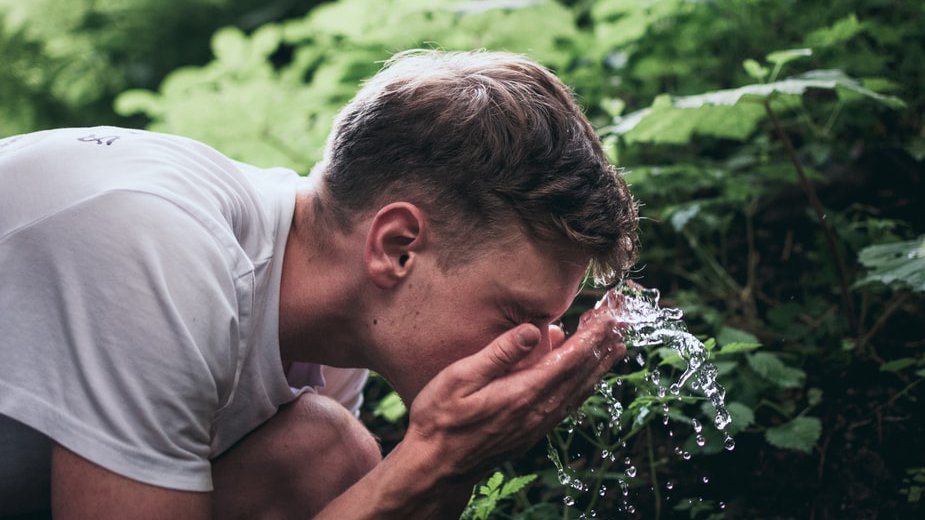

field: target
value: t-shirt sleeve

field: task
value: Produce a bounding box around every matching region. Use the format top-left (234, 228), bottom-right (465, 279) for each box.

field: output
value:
top-left (0, 190), bottom-right (247, 492)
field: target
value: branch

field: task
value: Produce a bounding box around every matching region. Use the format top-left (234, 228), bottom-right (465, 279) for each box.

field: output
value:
top-left (763, 100), bottom-right (859, 335)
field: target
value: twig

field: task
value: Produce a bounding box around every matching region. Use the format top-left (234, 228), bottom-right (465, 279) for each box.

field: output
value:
top-left (763, 100), bottom-right (859, 334)
top-left (856, 293), bottom-right (910, 352)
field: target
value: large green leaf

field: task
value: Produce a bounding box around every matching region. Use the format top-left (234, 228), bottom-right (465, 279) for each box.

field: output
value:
top-left (612, 69), bottom-right (906, 144)
top-left (765, 416), bottom-right (822, 453)
top-left (747, 352), bottom-right (805, 388)
top-left (855, 236), bottom-right (925, 292)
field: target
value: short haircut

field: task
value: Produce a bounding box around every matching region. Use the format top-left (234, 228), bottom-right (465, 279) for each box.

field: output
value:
top-left (315, 49), bottom-right (638, 285)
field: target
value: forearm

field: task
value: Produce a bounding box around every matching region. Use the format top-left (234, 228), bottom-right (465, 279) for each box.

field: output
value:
top-left (312, 438), bottom-right (477, 520)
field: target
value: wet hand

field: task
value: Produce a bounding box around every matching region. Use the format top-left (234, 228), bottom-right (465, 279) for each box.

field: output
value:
top-left (403, 307), bottom-right (626, 478)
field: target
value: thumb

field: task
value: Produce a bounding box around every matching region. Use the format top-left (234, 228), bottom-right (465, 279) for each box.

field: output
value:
top-left (455, 324), bottom-right (541, 389)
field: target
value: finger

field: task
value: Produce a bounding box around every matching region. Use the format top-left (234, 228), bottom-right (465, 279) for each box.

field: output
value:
top-left (539, 310), bottom-right (625, 392)
top-left (548, 323), bottom-right (566, 348)
top-left (450, 323), bottom-right (542, 391)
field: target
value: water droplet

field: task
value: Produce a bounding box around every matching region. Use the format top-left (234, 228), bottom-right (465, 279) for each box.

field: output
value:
top-left (666, 480), bottom-right (674, 490)
top-left (626, 505), bottom-right (636, 514)
top-left (691, 418), bottom-right (702, 433)
top-left (563, 496), bottom-right (575, 506)
top-left (601, 449), bottom-right (610, 458)
top-left (669, 383), bottom-right (681, 395)
top-left (682, 451), bottom-right (692, 460)
top-left (624, 457), bottom-right (631, 465)
top-left (702, 476), bottom-right (710, 484)
top-left (696, 434), bottom-right (706, 447)
top-left (599, 485), bottom-right (607, 497)
top-left (657, 386), bottom-right (667, 398)
top-left (635, 352), bottom-right (645, 366)
top-left (626, 465), bottom-right (637, 478)
top-left (719, 501), bottom-right (726, 509)
top-left (724, 434), bottom-right (736, 451)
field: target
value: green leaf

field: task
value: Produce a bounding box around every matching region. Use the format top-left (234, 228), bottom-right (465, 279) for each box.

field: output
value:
top-left (716, 342), bottom-right (762, 355)
top-left (766, 48), bottom-right (813, 67)
top-left (747, 352), bottom-right (806, 388)
top-left (804, 14), bottom-right (863, 48)
top-left (613, 67), bottom-right (904, 145)
top-left (372, 391), bottom-right (407, 422)
top-left (481, 471), bottom-right (504, 495)
top-left (765, 416), bottom-right (822, 453)
top-left (743, 58), bottom-right (769, 81)
top-left (717, 326), bottom-right (760, 346)
top-left (880, 357), bottom-right (919, 373)
top-left (657, 347), bottom-right (685, 369)
top-left (855, 236), bottom-right (925, 292)
top-left (808, 388), bottom-right (823, 407)
top-left (726, 401), bottom-right (755, 434)
top-left (500, 474), bottom-right (537, 497)
top-left (113, 89), bottom-right (162, 117)
top-left (211, 26), bottom-right (248, 66)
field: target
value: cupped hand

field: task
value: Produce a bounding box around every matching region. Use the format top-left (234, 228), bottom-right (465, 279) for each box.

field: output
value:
top-left (403, 306), bottom-right (626, 479)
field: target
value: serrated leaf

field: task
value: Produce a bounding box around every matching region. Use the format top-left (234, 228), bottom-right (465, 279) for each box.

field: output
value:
top-left (726, 401), bottom-right (755, 434)
top-left (765, 416), bottom-right (822, 453)
top-left (483, 471), bottom-right (504, 494)
top-left (855, 236), bottom-right (925, 292)
top-left (747, 352), bottom-right (806, 388)
top-left (500, 474), bottom-right (537, 497)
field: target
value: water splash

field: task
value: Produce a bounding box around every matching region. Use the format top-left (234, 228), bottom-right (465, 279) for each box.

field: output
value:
top-left (548, 282), bottom-right (735, 515)
top-left (592, 283), bottom-right (733, 431)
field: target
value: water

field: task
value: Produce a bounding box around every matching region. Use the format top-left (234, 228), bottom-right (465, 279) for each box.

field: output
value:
top-left (550, 282), bottom-right (735, 516)
top-left (591, 283), bottom-right (732, 431)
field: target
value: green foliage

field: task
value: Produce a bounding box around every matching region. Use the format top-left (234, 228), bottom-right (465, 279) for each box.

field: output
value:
top-left (855, 236), bottom-right (925, 292)
top-left (764, 416), bottom-right (822, 454)
top-left (5, 0), bottom-right (924, 517)
top-left (900, 467), bottom-right (925, 504)
top-left (464, 471), bottom-right (537, 520)
top-left (372, 390), bottom-right (407, 423)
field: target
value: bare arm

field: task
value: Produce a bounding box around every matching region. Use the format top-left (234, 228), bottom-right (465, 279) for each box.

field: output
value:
top-left (51, 445), bottom-right (210, 520)
top-left (314, 307), bottom-right (624, 519)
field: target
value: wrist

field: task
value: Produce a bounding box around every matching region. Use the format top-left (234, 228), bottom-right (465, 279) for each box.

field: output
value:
top-left (372, 438), bottom-right (478, 517)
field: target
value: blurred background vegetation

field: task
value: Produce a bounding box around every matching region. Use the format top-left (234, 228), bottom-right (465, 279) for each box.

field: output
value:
top-left (2, 0), bottom-right (922, 518)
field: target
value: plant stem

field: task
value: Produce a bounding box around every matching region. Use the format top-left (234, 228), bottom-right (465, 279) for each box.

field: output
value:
top-left (763, 100), bottom-right (859, 334)
top-left (857, 293), bottom-right (910, 353)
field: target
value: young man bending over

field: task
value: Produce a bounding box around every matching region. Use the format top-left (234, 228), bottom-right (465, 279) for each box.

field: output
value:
top-left (0, 50), bottom-right (638, 519)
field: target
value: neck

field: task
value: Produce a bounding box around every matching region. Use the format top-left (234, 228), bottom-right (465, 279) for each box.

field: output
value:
top-left (277, 185), bottom-right (373, 370)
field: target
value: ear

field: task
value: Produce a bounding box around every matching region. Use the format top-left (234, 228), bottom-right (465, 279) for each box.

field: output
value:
top-left (364, 202), bottom-right (427, 289)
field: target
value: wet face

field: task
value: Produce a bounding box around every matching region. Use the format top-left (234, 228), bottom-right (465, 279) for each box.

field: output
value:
top-left (371, 235), bottom-right (589, 402)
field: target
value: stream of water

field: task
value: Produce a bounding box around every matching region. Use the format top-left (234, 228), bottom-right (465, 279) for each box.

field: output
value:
top-left (551, 282), bottom-right (736, 517)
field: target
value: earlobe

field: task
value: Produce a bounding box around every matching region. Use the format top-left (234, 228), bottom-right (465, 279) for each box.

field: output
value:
top-left (364, 203), bottom-right (426, 289)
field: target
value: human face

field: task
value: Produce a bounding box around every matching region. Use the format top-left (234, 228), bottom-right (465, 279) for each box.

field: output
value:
top-left (372, 235), bottom-right (589, 402)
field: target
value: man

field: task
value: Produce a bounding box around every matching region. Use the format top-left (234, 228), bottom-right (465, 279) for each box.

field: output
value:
top-left (0, 50), bottom-right (638, 518)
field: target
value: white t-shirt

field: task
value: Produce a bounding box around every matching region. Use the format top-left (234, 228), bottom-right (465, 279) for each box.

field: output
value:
top-left (0, 127), bottom-right (362, 495)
